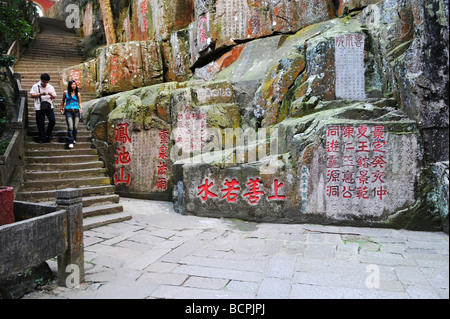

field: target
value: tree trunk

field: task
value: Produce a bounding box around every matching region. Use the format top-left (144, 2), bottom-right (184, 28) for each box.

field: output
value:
top-left (99, 0), bottom-right (116, 44)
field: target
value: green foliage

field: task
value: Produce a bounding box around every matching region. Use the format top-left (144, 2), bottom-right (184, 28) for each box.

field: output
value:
top-left (0, 0), bottom-right (34, 66)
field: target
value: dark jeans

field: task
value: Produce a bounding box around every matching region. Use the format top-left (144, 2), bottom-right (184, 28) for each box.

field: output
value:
top-left (36, 109), bottom-right (55, 142)
top-left (65, 110), bottom-right (80, 144)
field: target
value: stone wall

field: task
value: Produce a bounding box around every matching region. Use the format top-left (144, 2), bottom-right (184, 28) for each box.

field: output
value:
top-left (76, 0), bottom-right (448, 231)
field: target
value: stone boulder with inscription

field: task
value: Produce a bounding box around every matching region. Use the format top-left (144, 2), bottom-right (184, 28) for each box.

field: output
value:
top-left (83, 82), bottom-right (180, 200)
top-left (69, 0), bottom-right (448, 232)
top-left (173, 102), bottom-right (442, 230)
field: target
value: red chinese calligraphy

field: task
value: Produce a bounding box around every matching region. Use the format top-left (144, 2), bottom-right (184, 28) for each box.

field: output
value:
top-left (357, 125), bottom-right (369, 139)
top-left (114, 123), bottom-right (131, 143)
top-left (158, 144), bottom-right (170, 160)
top-left (114, 122), bottom-right (132, 186)
top-left (356, 186), bottom-right (369, 199)
top-left (114, 167), bottom-right (130, 186)
top-left (372, 156), bottom-right (387, 168)
top-left (159, 130), bottom-right (170, 144)
top-left (157, 178), bottom-right (167, 190)
top-left (157, 162), bottom-right (168, 175)
top-left (341, 126), bottom-right (354, 138)
top-left (197, 179), bottom-right (218, 202)
top-left (327, 126), bottom-right (340, 137)
top-left (372, 186), bottom-right (387, 200)
top-left (327, 170), bottom-right (340, 183)
top-left (373, 125), bottom-right (385, 139)
top-left (221, 179), bottom-right (240, 203)
top-left (326, 185), bottom-right (339, 197)
top-left (268, 179), bottom-right (286, 201)
top-left (198, 16), bottom-right (208, 43)
top-left (327, 140), bottom-right (339, 152)
top-left (115, 146), bottom-right (131, 165)
top-left (371, 170), bottom-right (386, 183)
top-left (243, 178), bottom-right (264, 204)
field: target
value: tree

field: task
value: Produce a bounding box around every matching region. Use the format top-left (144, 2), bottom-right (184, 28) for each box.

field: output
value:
top-left (98, 0), bottom-right (116, 44)
top-left (0, 0), bottom-right (33, 66)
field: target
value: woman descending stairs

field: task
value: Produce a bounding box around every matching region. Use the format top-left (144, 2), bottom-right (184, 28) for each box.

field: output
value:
top-left (13, 17), bottom-right (131, 230)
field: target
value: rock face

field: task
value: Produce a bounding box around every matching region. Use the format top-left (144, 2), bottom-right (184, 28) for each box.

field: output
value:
top-left (76, 0), bottom-right (448, 232)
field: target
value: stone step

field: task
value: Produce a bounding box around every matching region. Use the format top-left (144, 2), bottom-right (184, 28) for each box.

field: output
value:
top-left (83, 211), bottom-right (131, 231)
top-left (27, 125), bottom-right (90, 132)
top-left (82, 194), bottom-right (120, 207)
top-left (15, 185), bottom-right (116, 202)
top-left (26, 154), bottom-right (100, 164)
top-left (25, 148), bottom-right (97, 157)
top-left (82, 203), bottom-right (124, 218)
top-left (26, 160), bottom-right (104, 171)
top-left (24, 167), bottom-right (107, 181)
top-left (15, 16), bottom-right (129, 229)
top-left (27, 130), bottom-right (91, 138)
top-left (26, 135), bottom-right (91, 144)
top-left (25, 141), bottom-right (92, 150)
top-left (21, 176), bottom-right (111, 191)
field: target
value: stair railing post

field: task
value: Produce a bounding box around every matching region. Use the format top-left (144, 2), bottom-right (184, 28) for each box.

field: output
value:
top-left (56, 188), bottom-right (85, 287)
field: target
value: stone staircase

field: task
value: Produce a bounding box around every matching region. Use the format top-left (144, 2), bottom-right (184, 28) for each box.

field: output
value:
top-left (14, 17), bottom-right (131, 230)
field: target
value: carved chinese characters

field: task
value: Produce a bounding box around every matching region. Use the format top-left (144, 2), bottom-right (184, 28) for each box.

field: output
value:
top-left (335, 33), bottom-right (366, 99)
top-left (114, 123), bottom-right (132, 186)
top-left (216, 0), bottom-right (248, 41)
top-left (112, 120), bottom-right (172, 198)
top-left (326, 124), bottom-right (387, 205)
top-left (137, 0), bottom-right (150, 34)
top-left (176, 111), bottom-right (207, 153)
top-left (71, 70), bottom-right (81, 88)
top-left (196, 177), bottom-right (286, 205)
top-left (157, 130), bottom-right (170, 191)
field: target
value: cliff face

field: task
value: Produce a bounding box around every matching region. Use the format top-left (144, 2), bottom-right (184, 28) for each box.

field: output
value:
top-left (61, 0), bottom-right (448, 232)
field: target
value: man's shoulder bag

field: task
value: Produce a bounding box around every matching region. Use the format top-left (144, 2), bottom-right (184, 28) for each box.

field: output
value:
top-left (38, 86), bottom-right (52, 112)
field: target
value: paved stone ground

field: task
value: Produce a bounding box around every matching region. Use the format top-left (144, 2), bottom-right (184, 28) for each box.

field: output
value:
top-left (23, 198), bottom-right (449, 299)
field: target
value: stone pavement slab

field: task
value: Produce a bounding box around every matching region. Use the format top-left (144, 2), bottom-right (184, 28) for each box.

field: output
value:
top-left (22, 198), bottom-right (449, 300)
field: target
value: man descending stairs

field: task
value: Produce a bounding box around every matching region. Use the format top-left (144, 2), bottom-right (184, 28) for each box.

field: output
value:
top-left (14, 17), bottom-right (131, 230)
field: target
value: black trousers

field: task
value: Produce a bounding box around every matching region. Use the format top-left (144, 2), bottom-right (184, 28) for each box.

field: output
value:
top-left (36, 109), bottom-right (55, 142)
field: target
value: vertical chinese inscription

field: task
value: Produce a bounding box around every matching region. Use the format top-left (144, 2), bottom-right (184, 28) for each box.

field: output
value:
top-left (176, 111), bottom-right (207, 153)
top-left (325, 124), bottom-right (387, 207)
top-left (138, 0), bottom-right (150, 33)
top-left (217, 0), bottom-right (248, 40)
top-left (114, 123), bottom-right (132, 186)
top-left (300, 166), bottom-right (309, 213)
top-left (335, 33), bottom-right (365, 99)
top-left (71, 70), bottom-right (81, 88)
top-left (110, 56), bottom-right (118, 86)
top-left (157, 129), bottom-right (170, 191)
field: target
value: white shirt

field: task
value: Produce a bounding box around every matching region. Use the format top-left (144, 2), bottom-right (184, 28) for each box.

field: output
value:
top-left (30, 81), bottom-right (57, 111)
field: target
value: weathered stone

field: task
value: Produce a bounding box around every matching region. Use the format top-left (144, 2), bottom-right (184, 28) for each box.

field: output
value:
top-left (360, 0), bottom-right (449, 162)
top-left (60, 59), bottom-right (97, 95)
top-left (94, 83), bottom-right (180, 200)
top-left (171, 81), bottom-right (241, 157)
top-left (187, 0), bottom-right (335, 65)
top-left (173, 103), bottom-right (440, 230)
top-left (194, 44), bottom-right (247, 81)
top-left (62, 40), bottom-right (164, 96)
top-left (163, 28), bottom-right (193, 82)
top-left (336, 0), bottom-right (379, 16)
